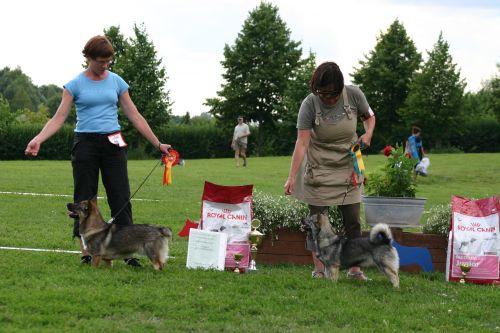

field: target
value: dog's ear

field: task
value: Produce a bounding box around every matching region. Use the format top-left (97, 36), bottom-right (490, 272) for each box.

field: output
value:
top-left (88, 198), bottom-right (97, 211)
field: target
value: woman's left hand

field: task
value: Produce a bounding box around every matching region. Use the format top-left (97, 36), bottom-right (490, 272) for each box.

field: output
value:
top-left (159, 143), bottom-right (172, 155)
top-left (358, 133), bottom-right (372, 148)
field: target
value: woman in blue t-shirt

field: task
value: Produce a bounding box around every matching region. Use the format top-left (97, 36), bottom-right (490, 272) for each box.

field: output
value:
top-left (25, 35), bottom-right (171, 266)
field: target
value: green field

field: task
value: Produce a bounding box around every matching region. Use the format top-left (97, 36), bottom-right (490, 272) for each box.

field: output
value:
top-left (0, 154), bottom-right (499, 332)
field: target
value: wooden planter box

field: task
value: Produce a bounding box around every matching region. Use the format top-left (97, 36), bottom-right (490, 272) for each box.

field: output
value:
top-left (258, 228), bottom-right (448, 273)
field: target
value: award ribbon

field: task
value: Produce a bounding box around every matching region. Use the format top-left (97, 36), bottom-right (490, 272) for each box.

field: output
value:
top-left (161, 149), bottom-right (180, 186)
top-left (350, 143), bottom-right (365, 188)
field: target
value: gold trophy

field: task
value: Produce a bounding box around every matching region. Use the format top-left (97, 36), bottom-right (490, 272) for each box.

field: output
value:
top-left (459, 263), bottom-right (471, 284)
top-left (233, 253), bottom-right (244, 274)
top-left (248, 219), bottom-right (264, 272)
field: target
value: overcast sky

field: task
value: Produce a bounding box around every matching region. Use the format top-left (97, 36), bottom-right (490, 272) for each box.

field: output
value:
top-left (1, 0), bottom-right (498, 116)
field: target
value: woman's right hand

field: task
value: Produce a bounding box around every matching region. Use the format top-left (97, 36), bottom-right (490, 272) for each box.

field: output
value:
top-left (284, 176), bottom-right (295, 195)
top-left (25, 138), bottom-right (41, 156)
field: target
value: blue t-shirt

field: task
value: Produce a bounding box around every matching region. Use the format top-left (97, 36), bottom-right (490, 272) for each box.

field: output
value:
top-left (408, 135), bottom-right (422, 160)
top-left (64, 71), bottom-right (129, 133)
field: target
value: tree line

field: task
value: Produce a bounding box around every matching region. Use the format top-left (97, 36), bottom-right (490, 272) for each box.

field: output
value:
top-left (1, 2), bottom-right (498, 157)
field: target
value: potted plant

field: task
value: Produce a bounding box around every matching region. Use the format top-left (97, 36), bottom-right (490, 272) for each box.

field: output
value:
top-left (362, 145), bottom-right (427, 228)
top-left (252, 190), bottom-right (344, 236)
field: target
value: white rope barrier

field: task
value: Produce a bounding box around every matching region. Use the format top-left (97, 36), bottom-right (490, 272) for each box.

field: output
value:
top-left (0, 246), bottom-right (80, 254)
top-left (0, 246), bottom-right (176, 259)
top-left (0, 191), bottom-right (161, 202)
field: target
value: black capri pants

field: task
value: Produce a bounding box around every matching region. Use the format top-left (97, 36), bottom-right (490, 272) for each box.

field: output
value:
top-left (71, 132), bottom-right (132, 237)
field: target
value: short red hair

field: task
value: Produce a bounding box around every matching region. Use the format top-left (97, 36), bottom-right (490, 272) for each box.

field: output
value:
top-left (82, 35), bottom-right (114, 59)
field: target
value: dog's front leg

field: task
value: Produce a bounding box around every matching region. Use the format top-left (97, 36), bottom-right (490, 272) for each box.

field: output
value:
top-left (92, 255), bottom-right (101, 268)
top-left (327, 265), bottom-right (340, 281)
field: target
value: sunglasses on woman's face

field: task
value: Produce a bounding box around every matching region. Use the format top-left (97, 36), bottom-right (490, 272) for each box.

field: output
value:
top-left (92, 58), bottom-right (114, 66)
top-left (316, 90), bottom-right (340, 99)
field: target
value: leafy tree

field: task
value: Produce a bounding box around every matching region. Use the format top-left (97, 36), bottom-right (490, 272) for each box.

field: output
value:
top-left (10, 87), bottom-right (34, 112)
top-left (280, 51), bottom-right (316, 124)
top-left (104, 24), bottom-right (172, 147)
top-left (0, 94), bottom-right (14, 134)
top-left (181, 112), bottom-right (191, 125)
top-left (104, 26), bottom-right (127, 72)
top-left (191, 112), bottom-right (215, 125)
top-left (352, 20), bottom-right (422, 148)
top-left (14, 105), bottom-right (50, 124)
top-left (400, 33), bottom-right (465, 148)
top-left (462, 90), bottom-right (494, 121)
top-left (205, 2), bottom-right (302, 155)
top-left (482, 64), bottom-right (500, 122)
top-left (0, 67), bottom-right (43, 112)
top-left (39, 84), bottom-right (63, 117)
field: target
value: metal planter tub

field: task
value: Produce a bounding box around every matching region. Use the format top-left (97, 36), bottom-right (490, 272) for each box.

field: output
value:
top-left (362, 196), bottom-right (427, 228)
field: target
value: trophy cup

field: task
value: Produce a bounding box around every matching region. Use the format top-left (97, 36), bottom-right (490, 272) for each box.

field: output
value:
top-left (248, 219), bottom-right (264, 272)
top-left (233, 253), bottom-right (244, 274)
top-left (459, 263), bottom-right (471, 284)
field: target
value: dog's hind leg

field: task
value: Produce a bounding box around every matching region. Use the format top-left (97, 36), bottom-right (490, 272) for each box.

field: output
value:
top-left (382, 266), bottom-right (400, 288)
top-left (376, 262), bottom-right (400, 288)
top-left (92, 255), bottom-right (101, 268)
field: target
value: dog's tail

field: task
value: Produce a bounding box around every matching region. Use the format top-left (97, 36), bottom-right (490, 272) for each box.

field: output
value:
top-left (159, 227), bottom-right (173, 241)
top-left (369, 223), bottom-right (392, 245)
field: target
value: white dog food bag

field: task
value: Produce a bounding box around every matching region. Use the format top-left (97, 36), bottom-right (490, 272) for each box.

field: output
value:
top-left (200, 181), bottom-right (252, 268)
top-left (446, 196), bottom-right (500, 285)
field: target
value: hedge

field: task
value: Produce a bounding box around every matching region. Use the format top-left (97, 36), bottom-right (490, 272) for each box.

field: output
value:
top-left (0, 124), bottom-right (74, 160)
top-left (1, 118), bottom-right (498, 160)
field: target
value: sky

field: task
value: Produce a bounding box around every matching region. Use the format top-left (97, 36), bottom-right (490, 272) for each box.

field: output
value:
top-left (1, 0), bottom-right (499, 116)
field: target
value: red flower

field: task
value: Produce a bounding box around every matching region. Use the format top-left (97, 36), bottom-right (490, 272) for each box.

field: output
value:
top-left (383, 145), bottom-right (393, 157)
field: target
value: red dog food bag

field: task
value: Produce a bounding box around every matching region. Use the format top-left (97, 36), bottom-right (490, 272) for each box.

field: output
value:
top-left (200, 181), bottom-right (253, 268)
top-left (446, 196), bottom-right (500, 285)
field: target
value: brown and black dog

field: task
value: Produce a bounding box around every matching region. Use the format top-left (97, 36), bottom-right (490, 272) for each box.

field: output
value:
top-left (67, 198), bottom-right (172, 270)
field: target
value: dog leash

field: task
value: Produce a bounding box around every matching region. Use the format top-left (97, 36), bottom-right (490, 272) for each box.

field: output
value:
top-left (107, 157), bottom-right (164, 224)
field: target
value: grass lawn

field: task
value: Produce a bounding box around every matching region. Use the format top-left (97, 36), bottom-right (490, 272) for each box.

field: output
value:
top-left (0, 153), bottom-right (499, 332)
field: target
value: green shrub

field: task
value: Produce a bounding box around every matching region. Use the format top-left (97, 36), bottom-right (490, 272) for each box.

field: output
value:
top-left (252, 190), bottom-right (343, 235)
top-left (0, 123), bottom-right (73, 160)
top-left (155, 124), bottom-right (234, 159)
top-left (422, 204), bottom-right (451, 236)
top-left (449, 117), bottom-right (500, 153)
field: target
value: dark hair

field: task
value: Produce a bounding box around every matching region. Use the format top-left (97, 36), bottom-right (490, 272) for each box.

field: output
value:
top-left (82, 35), bottom-right (114, 59)
top-left (412, 126), bottom-right (422, 135)
top-left (237, 116), bottom-right (244, 120)
top-left (310, 62), bottom-right (344, 94)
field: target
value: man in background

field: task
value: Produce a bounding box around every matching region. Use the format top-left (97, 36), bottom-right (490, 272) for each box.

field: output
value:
top-left (231, 116), bottom-right (250, 167)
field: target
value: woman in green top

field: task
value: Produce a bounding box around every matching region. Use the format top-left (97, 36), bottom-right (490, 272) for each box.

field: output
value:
top-left (284, 62), bottom-right (376, 280)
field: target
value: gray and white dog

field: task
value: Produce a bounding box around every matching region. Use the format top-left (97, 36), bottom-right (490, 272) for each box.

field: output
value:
top-left (301, 214), bottom-right (400, 287)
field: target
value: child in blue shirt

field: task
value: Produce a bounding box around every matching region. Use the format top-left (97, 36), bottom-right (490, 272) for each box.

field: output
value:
top-left (406, 126), bottom-right (424, 161)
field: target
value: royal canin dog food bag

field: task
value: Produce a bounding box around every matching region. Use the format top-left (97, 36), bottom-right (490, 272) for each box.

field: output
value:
top-left (200, 181), bottom-right (252, 268)
top-left (446, 196), bottom-right (500, 285)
